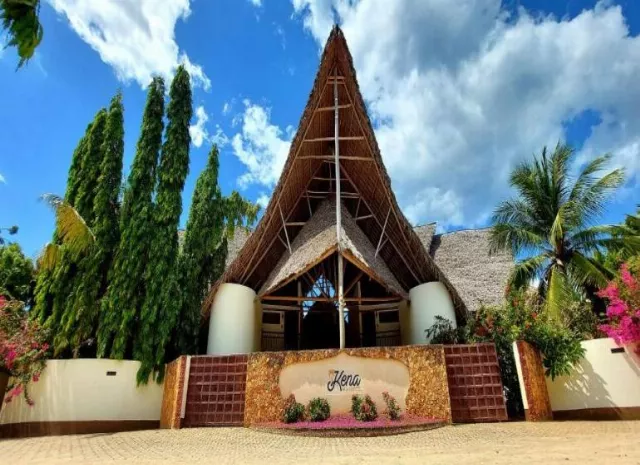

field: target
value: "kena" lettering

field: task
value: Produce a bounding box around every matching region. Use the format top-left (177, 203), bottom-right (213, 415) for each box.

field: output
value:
top-left (327, 370), bottom-right (361, 392)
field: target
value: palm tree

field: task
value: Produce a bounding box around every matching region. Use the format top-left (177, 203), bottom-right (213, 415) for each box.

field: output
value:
top-left (38, 194), bottom-right (95, 270)
top-left (1, 0), bottom-right (43, 68)
top-left (489, 144), bottom-right (640, 318)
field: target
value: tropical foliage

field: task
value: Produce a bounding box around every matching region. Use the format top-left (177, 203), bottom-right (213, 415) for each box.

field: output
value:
top-left (174, 145), bottom-right (258, 356)
top-left (0, 225), bottom-right (19, 244)
top-left (598, 257), bottom-right (640, 352)
top-left (98, 77), bottom-right (165, 362)
top-left (351, 394), bottom-right (377, 422)
top-left (1, 0), bottom-right (43, 68)
top-left (282, 394), bottom-right (305, 423)
top-left (0, 296), bottom-right (49, 405)
top-left (29, 68), bottom-right (258, 383)
top-left (0, 243), bottom-right (35, 305)
top-left (489, 144), bottom-right (640, 318)
top-left (307, 397), bottom-right (331, 422)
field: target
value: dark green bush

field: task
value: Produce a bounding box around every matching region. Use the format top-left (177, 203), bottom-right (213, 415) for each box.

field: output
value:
top-left (382, 391), bottom-right (400, 420)
top-left (282, 394), bottom-right (305, 423)
top-left (307, 397), bottom-right (330, 422)
top-left (351, 394), bottom-right (378, 421)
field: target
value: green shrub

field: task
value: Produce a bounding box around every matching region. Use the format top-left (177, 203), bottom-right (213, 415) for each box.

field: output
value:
top-left (307, 397), bottom-right (330, 422)
top-left (282, 394), bottom-right (305, 423)
top-left (382, 392), bottom-right (400, 420)
top-left (351, 394), bottom-right (378, 422)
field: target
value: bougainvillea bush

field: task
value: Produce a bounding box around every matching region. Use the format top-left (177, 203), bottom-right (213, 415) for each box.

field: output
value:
top-left (282, 394), bottom-right (305, 423)
top-left (382, 392), bottom-right (400, 420)
top-left (0, 296), bottom-right (50, 405)
top-left (307, 397), bottom-right (330, 422)
top-left (598, 258), bottom-right (640, 353)
top-left (351, 394), bottom-right (378, 422)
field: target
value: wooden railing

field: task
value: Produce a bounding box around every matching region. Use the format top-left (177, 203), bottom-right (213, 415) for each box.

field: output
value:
top-left (375, 330), bottom-right (401, 347)
top-left (261, 331), bottom-right (285, 351)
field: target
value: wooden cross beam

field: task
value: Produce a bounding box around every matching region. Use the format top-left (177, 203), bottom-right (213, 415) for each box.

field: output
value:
top-left (375, 209), bottom-right (391, 258)
top-left (278, 201), bottom-right (292, 254)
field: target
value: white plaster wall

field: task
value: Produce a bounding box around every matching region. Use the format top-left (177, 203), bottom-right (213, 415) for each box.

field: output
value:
top-left (512, 342), bottom-right (529, 410)
top-left (407, 282), bottom-right (457, 344)
top-left (0, 360), bottom-right (163, 424)
top-left (545, 338), bottom-right (640, 412)
top-left (207, 283), bottom-right (258, 355)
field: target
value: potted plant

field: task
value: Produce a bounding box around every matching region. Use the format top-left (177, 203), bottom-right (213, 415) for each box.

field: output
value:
top-left (0, 296), bottom-right (50, 408)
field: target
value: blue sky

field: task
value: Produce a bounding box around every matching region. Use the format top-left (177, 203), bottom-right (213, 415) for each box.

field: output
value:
top-left (1, 0), bottom-right (639, 258)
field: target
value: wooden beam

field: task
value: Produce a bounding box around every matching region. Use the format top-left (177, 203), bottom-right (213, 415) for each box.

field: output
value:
top-left (344, 271), bottom-right (364, 296)
top-left (278, 201), bottom-right (292, 254)
top-left (303, 136), bottom-right (365, 143)
top-left (376, 209), bottom-right (391, 258)
top-left (338, 79), bottom-right (428, 284)
top-left (239, 81), bottom-right (332, 284)
top-left (339, 167), bottom-right (420, 287)
top-left (262, 304), bottom-right (301, 311)
top-left (285, 221), bottom-right (306, 226)
top-left (260, 295), bottom-right (402, 303)
top-left (306, 193), bottom-right (313, 217)
top-left (276, 233), bottom-right (288, 250)
top-left (314, 104), bottom-right (351, 112)
top-left (298, 155), bottom-right (373, 161)
top-left (355, 214), bottom-right (373, 221)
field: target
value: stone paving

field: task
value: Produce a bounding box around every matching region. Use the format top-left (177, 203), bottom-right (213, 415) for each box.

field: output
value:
top-left (2, 421), bottom-right (639, 464)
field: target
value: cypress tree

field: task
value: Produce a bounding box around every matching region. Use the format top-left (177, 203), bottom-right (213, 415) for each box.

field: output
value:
top-left (52, 109), bottom-right (107, 353)
top-left (173, 147), bottom-right (259, 356)
top-left (135, 66), bottom-right (192, 382)
top-left (32, 123), bottom-right (92, 324)
top-left (64, 93), bottom-right (125, 354)
top-left (98, 77), bottom-right (165, 360)
top-left (174, 146), bottom-right (225, 355)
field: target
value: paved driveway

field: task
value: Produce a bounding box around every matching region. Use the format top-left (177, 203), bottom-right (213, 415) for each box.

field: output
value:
top-left (2, 421), bottom-right (639, 464)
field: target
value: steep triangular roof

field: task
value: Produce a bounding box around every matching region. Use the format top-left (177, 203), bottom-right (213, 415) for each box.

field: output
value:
top-left (203, 26), bottom-right (468, 322)
top-left (259, 200), bottom-right (406, 298)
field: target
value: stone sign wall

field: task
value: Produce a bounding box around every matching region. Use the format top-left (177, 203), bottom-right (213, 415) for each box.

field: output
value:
top-left (244, 345), bottom-right (451, 425)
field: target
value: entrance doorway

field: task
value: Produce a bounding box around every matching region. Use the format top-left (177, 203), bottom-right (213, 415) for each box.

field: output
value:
top-left (361, 311), bottom-right (376, 347)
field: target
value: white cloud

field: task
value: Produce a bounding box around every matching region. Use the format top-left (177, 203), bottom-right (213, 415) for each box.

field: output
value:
top-left (190, 106), bottom-right (209, 148)
top-left (0, 172), bottom-right (5, 184)
top-left (190, 105), bottom-right (229, 149)
top-left (48, 0), bottom-right (210, 90)
top-left (290, 0), bottom-right (640, 229)
top-left (274, 23), bottom-right (286, 49)
top-left (222, 102), bottom-right (231, 115)
top-left (249, 0), bottom-right (262, 6)
top-left (256, 193), bottom-right (271, 209)
top-left (231, 100), bottom-right (293, 188)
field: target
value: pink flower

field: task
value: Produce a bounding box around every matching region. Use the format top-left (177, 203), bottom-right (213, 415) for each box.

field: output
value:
top-left (620, 264), bottom-right (636, 289)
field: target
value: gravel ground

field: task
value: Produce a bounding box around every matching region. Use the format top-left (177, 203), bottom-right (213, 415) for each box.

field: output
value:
top-left (2, 421), bottom-right (639, 465)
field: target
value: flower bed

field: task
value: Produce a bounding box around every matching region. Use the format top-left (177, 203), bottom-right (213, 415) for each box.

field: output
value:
top-left (252, 414), bottom-right (446, 437)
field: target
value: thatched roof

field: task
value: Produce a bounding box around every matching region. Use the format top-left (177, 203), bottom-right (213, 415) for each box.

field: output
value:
top-left (202, 26), bottom-right (469, 322)
top-left (427, 228), bottom-right (513, 311)
top-left (414, 223), bottom-right (437, 252)
top-left (259, 200), bottom-right (406, 298)
top-left (226, 228), bottom-right (250, 268)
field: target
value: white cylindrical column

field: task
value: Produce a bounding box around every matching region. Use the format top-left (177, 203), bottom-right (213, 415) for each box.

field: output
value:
top-left (407, 282), bottom-right (457, 345)
top-left (207, 283), bottom-right (259, 355)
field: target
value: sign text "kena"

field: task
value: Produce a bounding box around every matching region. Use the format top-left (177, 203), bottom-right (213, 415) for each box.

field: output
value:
top-left (327, 370), bottom-right (361, 392)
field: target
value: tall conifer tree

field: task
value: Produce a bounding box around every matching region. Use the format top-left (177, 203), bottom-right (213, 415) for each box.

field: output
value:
top-left (63, 93), bottom-right (125, 354)
top-left (135, 66), bottom-right (192, 382)
top-left (32, 123), bottom-right (92, 324)
top-left (51, 109), bottom-right (107, 353)
top-left (98, 77), bottom-right (165, 359)
top-left (173, 146), bottom-right (259, 356)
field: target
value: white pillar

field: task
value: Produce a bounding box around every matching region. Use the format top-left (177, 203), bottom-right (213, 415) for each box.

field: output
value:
top-left (207, 283), bottom-right (260, 355)
top-left (407, 282), bottom-right (456, 345)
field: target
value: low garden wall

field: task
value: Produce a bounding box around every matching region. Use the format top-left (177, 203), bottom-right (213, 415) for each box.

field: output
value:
top-left (244, 345), bottom-right (452, 425)
top-left (514, 338), bottom-right (640, 420)
top-left (0, 359), bottom-right (164, 438)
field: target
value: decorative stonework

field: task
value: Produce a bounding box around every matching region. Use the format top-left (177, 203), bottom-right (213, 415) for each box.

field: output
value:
top-left (244, 345), bottom-right (451, 425)
top-left (516, 341), bottom-right (552, 421)
top-left (160, 356), bottom-right (187, 429)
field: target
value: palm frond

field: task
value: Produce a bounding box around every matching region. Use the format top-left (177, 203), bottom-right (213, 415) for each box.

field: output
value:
top-left (545, 265), bottom-right (573, 320)
top-left (567, 251), bottom-right (612, 290)
top-left (488, 223), bottom-right (547, 256)
top-left (40, 193), bottom-right (95, 259)
top-left (37, 242), bottom-right (61, 270)
top-left (570, 167), bottom-right (625, 227)
top-left (509, 254), bottom-right (549, 289)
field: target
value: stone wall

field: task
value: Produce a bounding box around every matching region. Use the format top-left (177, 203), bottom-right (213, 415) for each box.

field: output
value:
top-left (514, 341), bottom-right (552, 421)
top-left (160, 356), bottom-right (188, 429)
top-left (244, 345), bottom-right (451, 425)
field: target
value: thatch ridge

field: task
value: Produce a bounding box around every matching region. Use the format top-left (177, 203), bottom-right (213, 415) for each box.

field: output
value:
top-left (427, 228), bottom-right (513, 311)
top-left (260, 200), bottom-right (406, 298)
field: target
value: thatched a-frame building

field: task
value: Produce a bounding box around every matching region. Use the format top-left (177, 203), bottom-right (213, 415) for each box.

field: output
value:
top-left (203, 26), bottom-right (512, 355)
